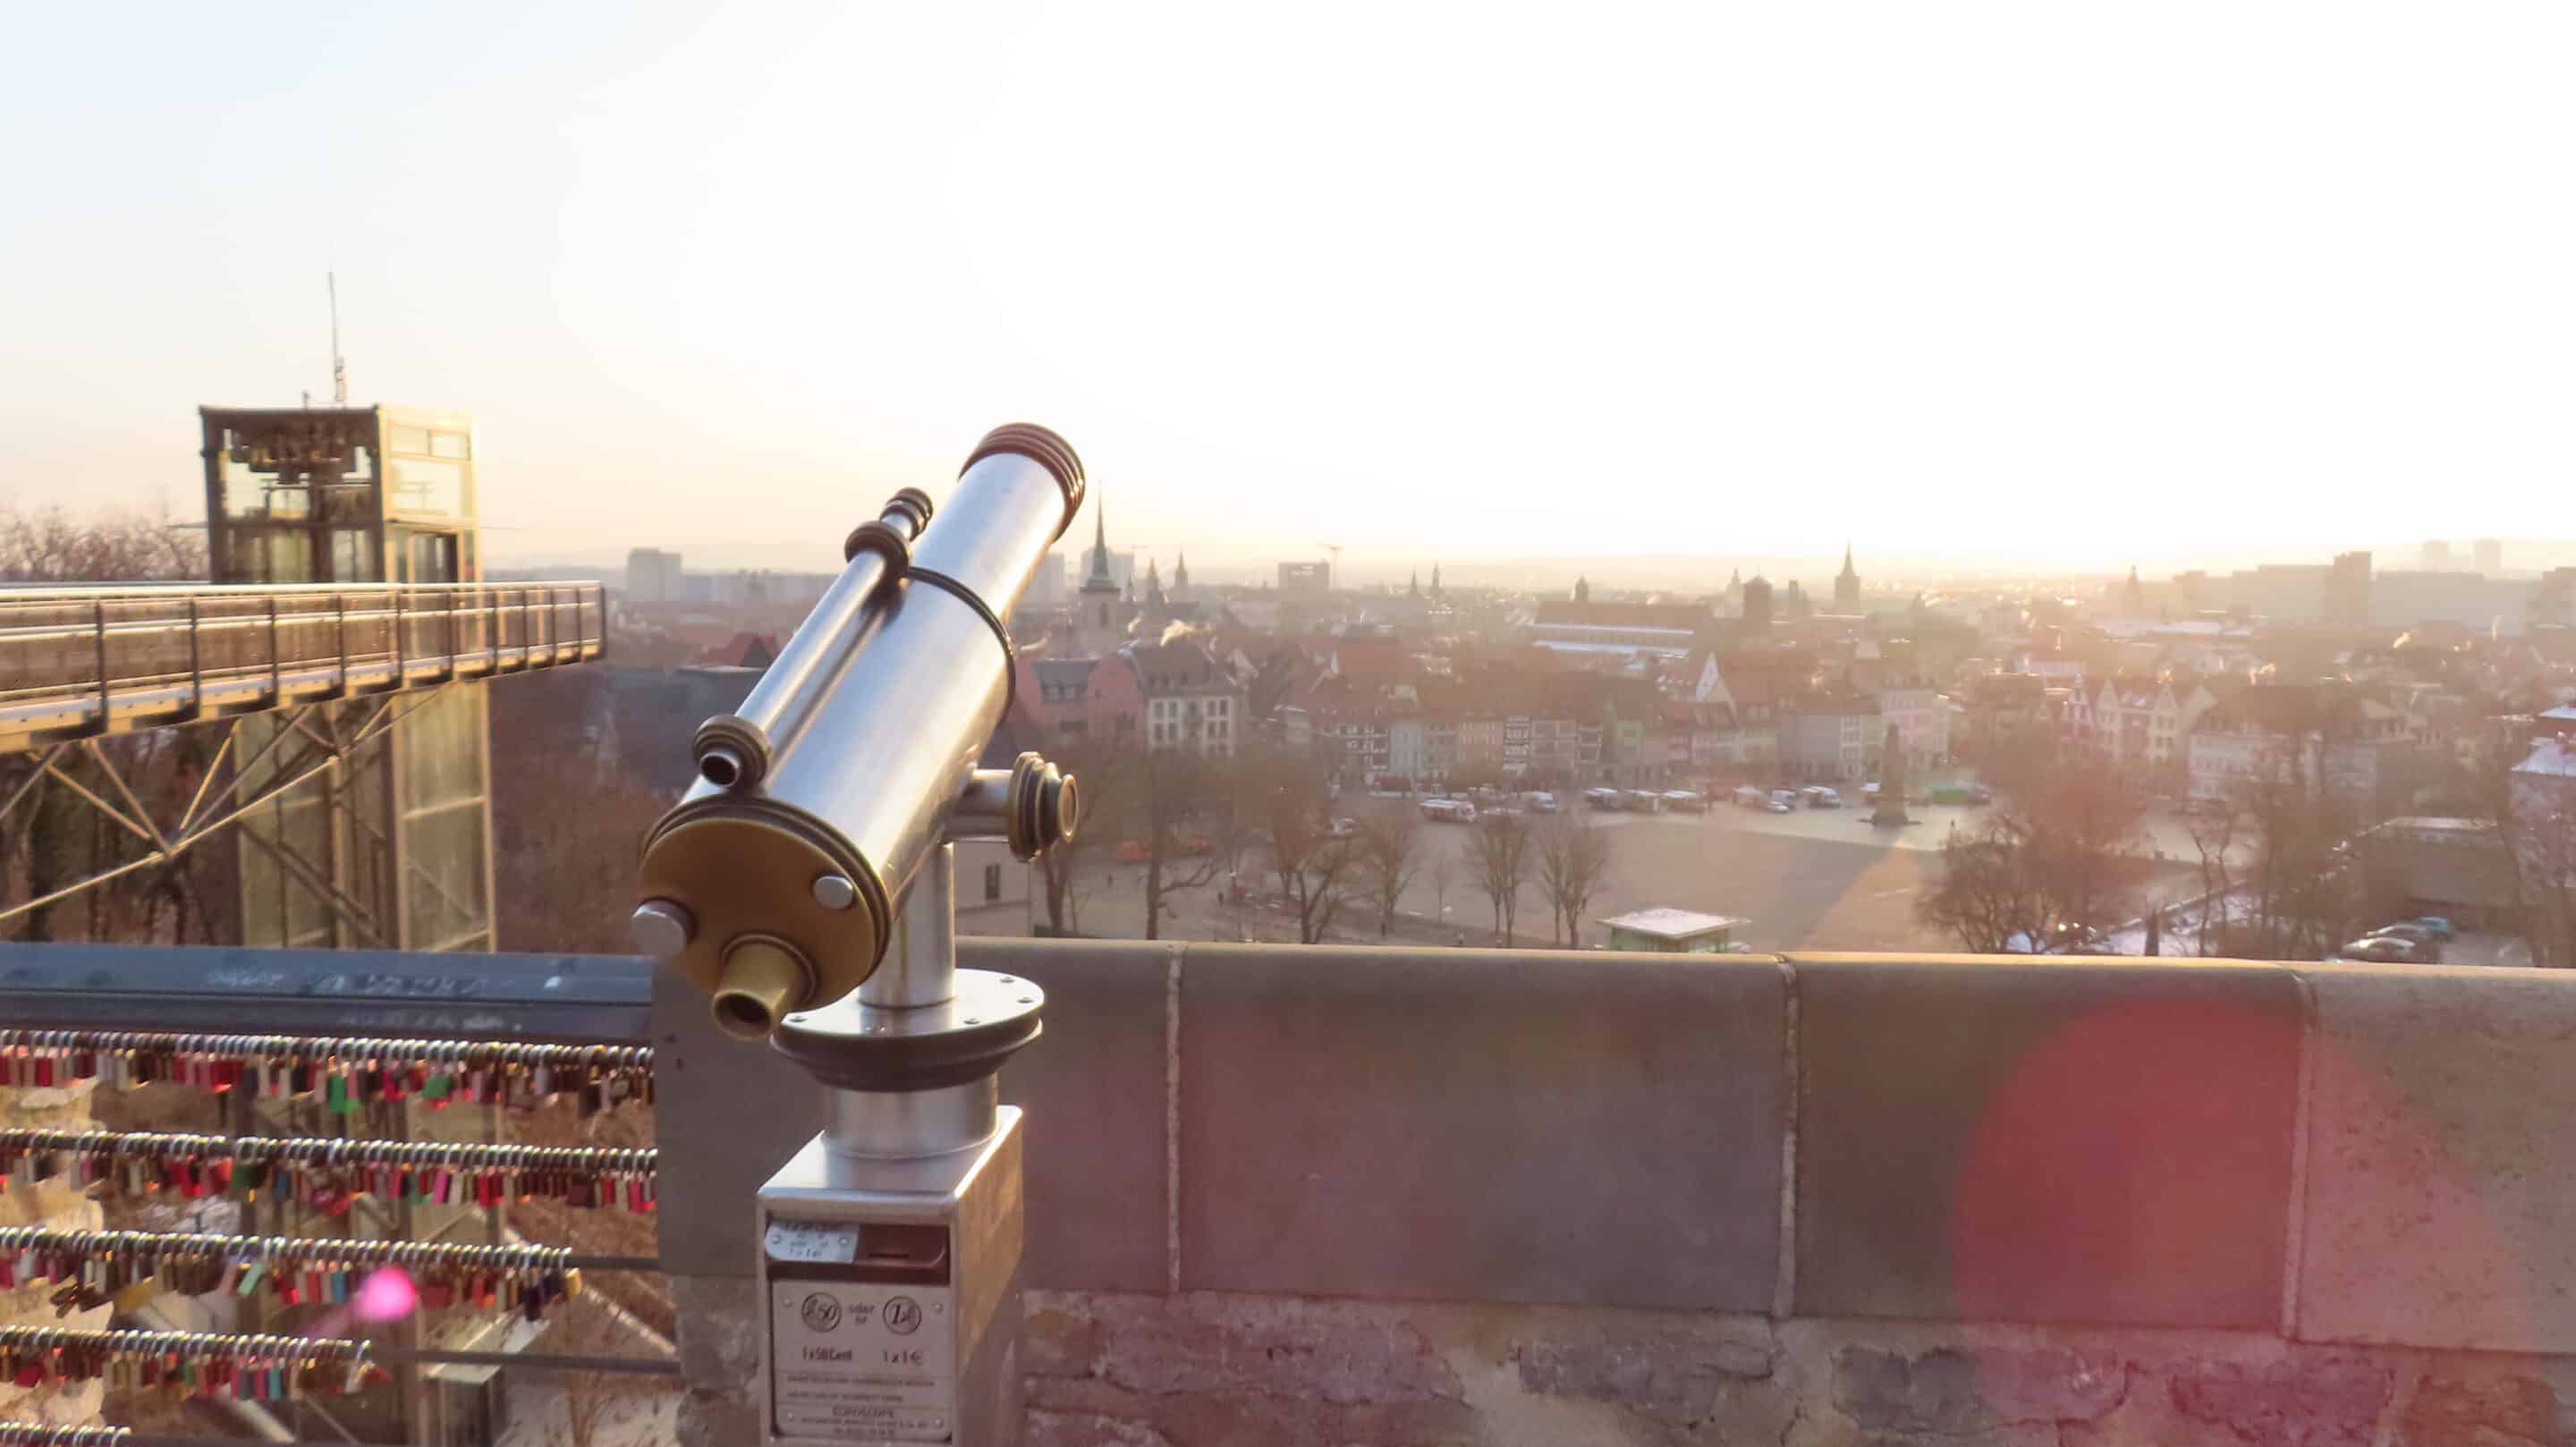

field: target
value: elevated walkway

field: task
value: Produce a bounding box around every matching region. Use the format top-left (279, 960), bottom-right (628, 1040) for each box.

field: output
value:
top-left (0, 580), bottom-right (603, 751)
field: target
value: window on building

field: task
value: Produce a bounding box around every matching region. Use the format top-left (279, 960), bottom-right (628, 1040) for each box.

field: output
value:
top-left (984, 864), bottom-right (1003, 901)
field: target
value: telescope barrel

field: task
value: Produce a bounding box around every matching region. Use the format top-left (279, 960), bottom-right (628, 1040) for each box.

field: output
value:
top-left (691, 488), bottom-right (934, 790)
top-left (635, 424), bottom-right (1085, 1037)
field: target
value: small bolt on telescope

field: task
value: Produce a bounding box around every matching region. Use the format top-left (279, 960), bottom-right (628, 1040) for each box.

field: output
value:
top-left (632, 423), bottom-right (1086, 1445)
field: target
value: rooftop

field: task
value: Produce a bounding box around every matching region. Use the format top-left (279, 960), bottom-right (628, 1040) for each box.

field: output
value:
top-left (1597, 908), bottom-right (1750, 940)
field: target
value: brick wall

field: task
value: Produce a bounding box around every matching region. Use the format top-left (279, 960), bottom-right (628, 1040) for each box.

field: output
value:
top-left (659, 942), bottom-right (2576, 1445)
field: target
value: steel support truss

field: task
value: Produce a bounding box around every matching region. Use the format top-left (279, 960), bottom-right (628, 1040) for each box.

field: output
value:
top-left (0, 686), bottom-right (445, 936)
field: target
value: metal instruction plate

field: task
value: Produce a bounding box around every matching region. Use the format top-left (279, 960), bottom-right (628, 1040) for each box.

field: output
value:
top-left (770, 1281), bottom-right (955, 1442)
top-left (764, 1220), bottom-right (860, 1265)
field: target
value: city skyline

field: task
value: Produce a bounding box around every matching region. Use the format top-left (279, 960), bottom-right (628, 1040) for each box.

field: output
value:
top-left (5, 2), bottom-right (2572, 569)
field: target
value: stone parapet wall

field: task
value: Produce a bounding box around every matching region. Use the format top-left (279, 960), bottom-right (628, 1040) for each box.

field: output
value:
top-left (654, 942), bottom-right (2576, 1444)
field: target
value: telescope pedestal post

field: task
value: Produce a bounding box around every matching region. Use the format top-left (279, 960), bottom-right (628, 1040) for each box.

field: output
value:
top-left (754, 845), bottom-right (1032, 1445)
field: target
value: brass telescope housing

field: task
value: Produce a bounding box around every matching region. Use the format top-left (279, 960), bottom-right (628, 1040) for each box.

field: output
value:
top-left (632, 424), bottom-right (1084, 1038)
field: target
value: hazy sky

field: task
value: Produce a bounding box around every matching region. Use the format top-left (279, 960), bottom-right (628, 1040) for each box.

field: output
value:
top-left (4, 3), bottom-right (2570, 575)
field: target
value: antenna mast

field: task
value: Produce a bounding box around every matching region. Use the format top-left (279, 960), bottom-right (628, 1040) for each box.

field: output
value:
top-left (328, 272), bottom-right (347, 406)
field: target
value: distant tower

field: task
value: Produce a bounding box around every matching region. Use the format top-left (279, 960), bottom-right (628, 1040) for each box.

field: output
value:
top-left (1078, 504), bottom-right (1123, 656)
top-left (2125, 565), bottom-right (2146, 614)
top-left (1784, 580), bottom-right (1812, 617)
top-left (1145, 556), bottom-right (1165, 607)
top-left (1431, 563), bottom-right (1442, 597)
top-left (1409, 569), bottom-right (1420, 599)
top-left (1834, 545), bottom-right (1860, 610)
top-left (1172, 550), bottom-right (1191, 603)
top-left (1743, 577), bottom-right (1775, 631)
top-left (1574, 576), bottom-right (1591, 604)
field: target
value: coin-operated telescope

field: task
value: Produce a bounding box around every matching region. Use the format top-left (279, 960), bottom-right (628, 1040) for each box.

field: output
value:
top-left (632, 424), bottom-right (1086, 1445)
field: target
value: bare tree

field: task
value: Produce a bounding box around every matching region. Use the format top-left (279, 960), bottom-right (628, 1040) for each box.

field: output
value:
top-left (1467, 813), bottom-right (1534, 945)
top-left (2183, 802), bottom-right (2241, 957)
top-left (1917, 817), bottom-right (2065, 953)
top-left (1917, 750), bottom-right (2151, 953)
top-left (536, 1297), bottom-right (675, 1447)
top-left (1353, 811), bottom-right (1425, 938)
top-left (2229, 755), bottom-right (2365, 961)
top-left (1036, 740), bottom-right (1122, 935)
top-left (1536, 816), bottom-right (1615, 948)
top-left (0, 503), bottom-right (203, 584)
top-left (1133, 747), bottom-right (1224, 941)
top-left (1, 507), bottom-right (227, 944)
top-left (1264, 778), bottom-right (1355, 944)
top-left (2495, 740), bottom-right (2576, 968)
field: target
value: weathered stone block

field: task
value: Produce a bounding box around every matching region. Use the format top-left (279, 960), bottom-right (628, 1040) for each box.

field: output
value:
top-left (1795, 956), bottom-right (2302, 1327)
top-left (1832, 1345), bottom-right (2125, 1440)
top-left (2168, 1358), bottom-right (2392, 1447)
top-left (2295, 965), bottom-right (2576, 1353)
top-left (1088, 1294), bottom-right (1461, 1405)
top-left (1180, 946), bottom-right (1787, 1309)
top-left (1026, 1300), bottom-right (1105, 1379)
top-left (1026, 1410), bottom-right (1175, 1447)
top-left (1029, 1375), bottom-right (1479, 1446)
top-left (2397, 1375), bottom-right (2559, 1447)
top-left (1517, 1335), bottom-right (1776, 1426)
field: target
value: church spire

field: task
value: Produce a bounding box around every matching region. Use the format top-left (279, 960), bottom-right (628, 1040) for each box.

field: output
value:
top-left (1081, 503), bottom-right (1116, 594)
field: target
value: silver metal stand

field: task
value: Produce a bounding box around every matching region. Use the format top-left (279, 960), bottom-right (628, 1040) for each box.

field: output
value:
top-left (753, 844), bottom-right (1035, 1445)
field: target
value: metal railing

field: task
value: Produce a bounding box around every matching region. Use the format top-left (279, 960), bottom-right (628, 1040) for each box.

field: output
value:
top-left (0, 944), bottom-right (667, 1447)
top-left (0, 581), bottom-right (606, 750)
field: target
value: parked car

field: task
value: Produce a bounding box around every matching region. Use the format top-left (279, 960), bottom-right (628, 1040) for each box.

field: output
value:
top-left (1525, 791), bottom-right (1562, 813)
top-left (1419, 799), bottom-right (1479, 824)
top-left (1801, 785), bottom-right (1842, 809)
top-left (2402, 916), bottom-right (2457, 939)
top-left (2367, 922), bottom-right (2443, 947)
top-left (2335, 935), bottom-right (2435, 964)
top-left (2046, 922), bottom-right (2110, 953)
top-left (1732, 785), bottom-right (1770, 811)
top-left (1766, 799), bottom-right (1792, 814)
top-left (1661, 790), bottom-right (1707, 813)
top-left (1584, 787), bottom-right (1623, 811)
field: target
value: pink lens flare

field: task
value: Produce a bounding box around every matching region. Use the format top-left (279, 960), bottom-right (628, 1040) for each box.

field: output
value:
top-left (354, 1266), bottom-right (419, 1322)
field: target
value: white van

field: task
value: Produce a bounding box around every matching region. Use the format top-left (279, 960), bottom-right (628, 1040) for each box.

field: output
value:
top-left (1583, 787), bottom-right (1622, 811)
top-left (1420, 798), bottom-right (1479, 824)
top-left (1525, 791), bottom-right (1562, 814)
top-left (1661, 790), bottom-right (1707, 814)
top-left (1801, 785), bottom-right (1843, 809)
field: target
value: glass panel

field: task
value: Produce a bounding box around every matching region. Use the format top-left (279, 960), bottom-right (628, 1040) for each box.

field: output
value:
top-left (400, 682), bottom-right (487, 809)
top-left (227, 530), bottom-right (316, 584)
top-left (403, 801), bottom-right (489, 948)
top-left (386, 458), bottom-right (464, 517)
top-left (387, 425), bottom-right (431, 455)
top-left (330, 529), bottom-right (374, 582)
top-left (429, 430), bottom-right (470, 460)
